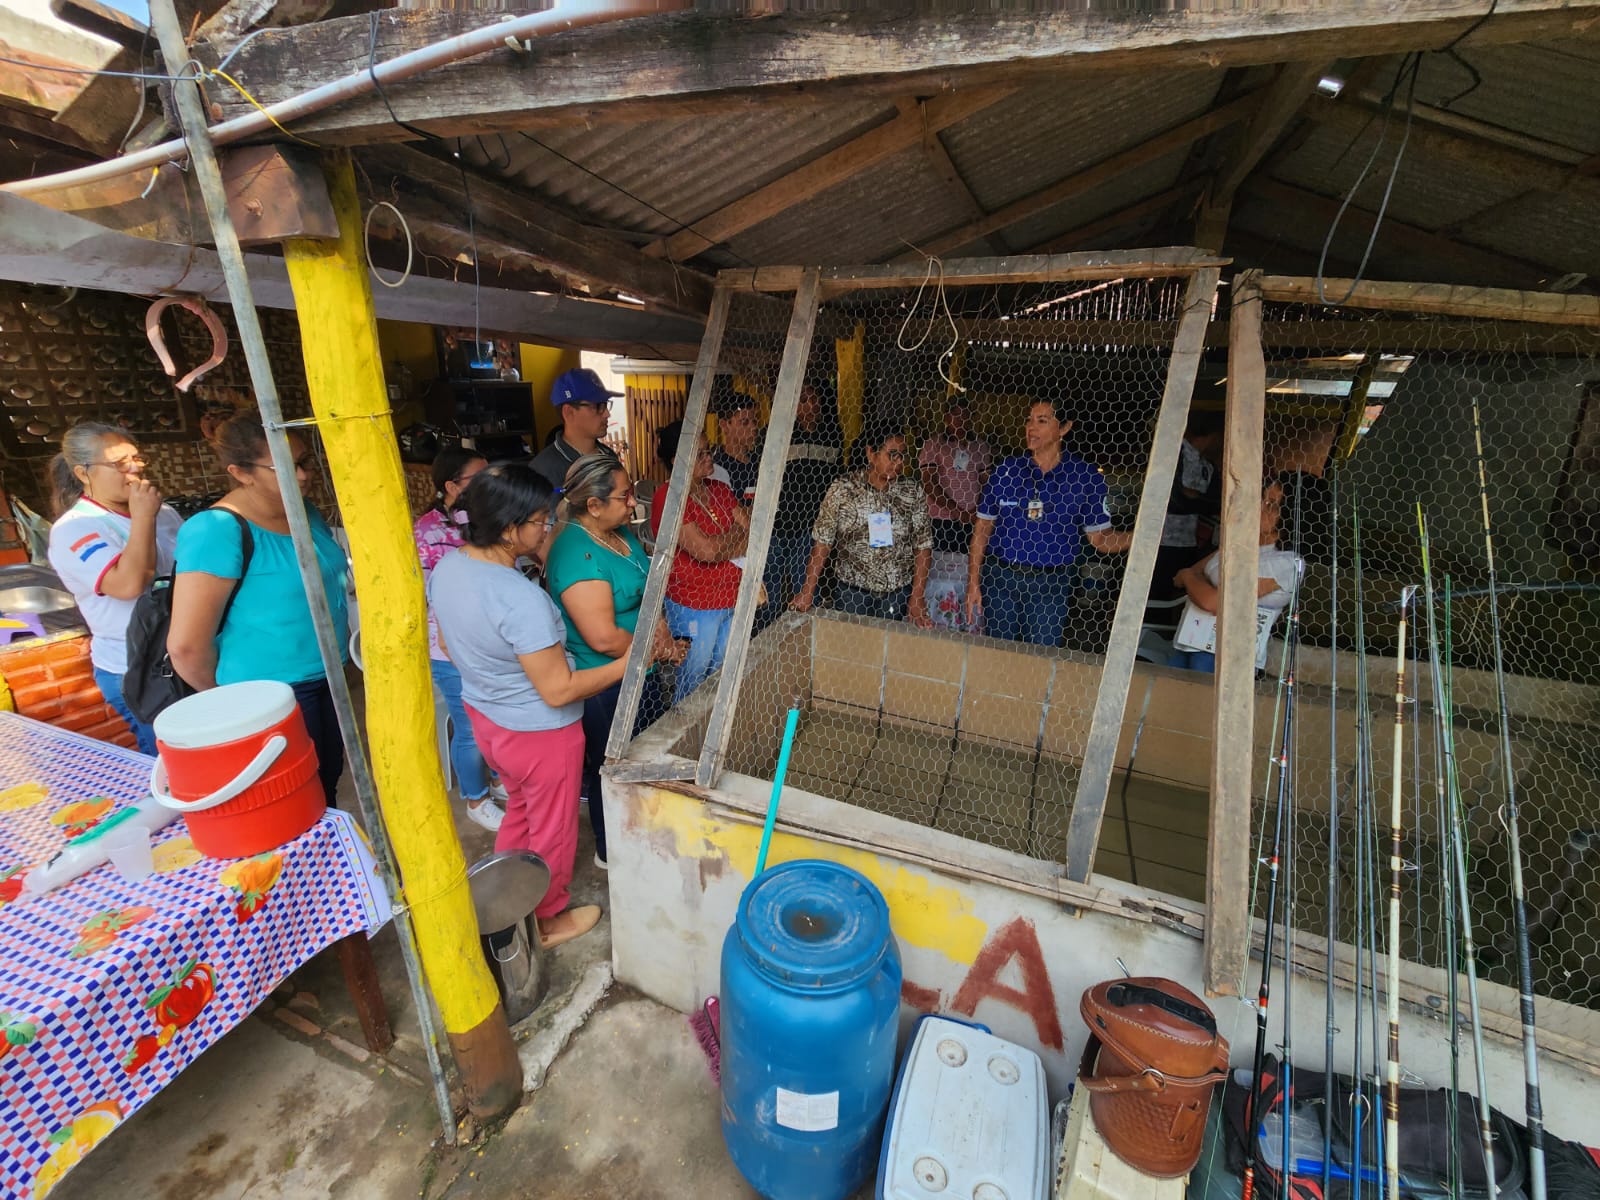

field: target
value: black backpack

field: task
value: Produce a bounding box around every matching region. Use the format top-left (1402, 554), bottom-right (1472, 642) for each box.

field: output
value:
top-left (123, 509), bottom-right (254, 725)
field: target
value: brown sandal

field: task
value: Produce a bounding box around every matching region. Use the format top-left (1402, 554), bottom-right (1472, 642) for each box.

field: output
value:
top-left (538, 904), bottom-right (601, 949)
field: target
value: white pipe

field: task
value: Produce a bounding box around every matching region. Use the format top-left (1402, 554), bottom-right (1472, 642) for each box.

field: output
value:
top-left (3, 0), bottom-right (678, 197)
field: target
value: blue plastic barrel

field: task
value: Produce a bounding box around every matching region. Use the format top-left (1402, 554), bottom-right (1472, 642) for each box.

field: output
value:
top-left (720, 859), bottom-right (903, 1200)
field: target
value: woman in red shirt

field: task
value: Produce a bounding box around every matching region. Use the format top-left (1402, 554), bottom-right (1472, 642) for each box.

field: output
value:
top-left (649, 421), bottom-right (749, 703)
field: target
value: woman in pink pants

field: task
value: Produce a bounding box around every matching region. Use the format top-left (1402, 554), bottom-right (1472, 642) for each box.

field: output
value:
top-left (429, 463), bottom-right (672, 949)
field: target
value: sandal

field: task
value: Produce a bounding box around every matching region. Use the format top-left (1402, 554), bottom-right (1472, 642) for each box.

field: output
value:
top-left (538, 904), bottom-right (601, 949)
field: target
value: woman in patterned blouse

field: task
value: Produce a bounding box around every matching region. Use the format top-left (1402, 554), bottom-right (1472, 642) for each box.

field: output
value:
top-left (414, 446), bottom-right (507, 832)
top-left (792, 424), bottom-right (934, 626)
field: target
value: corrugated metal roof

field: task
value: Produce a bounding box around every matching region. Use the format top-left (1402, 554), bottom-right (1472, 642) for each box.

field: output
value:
top-left (999, 152), bottom-right (1192, 252)
top-left (940, 70), bottom-right (1223, 213)
top-left (1465, 190), bottom-right (1600, 279)
top-left (1270, 122), bottom-right (1530, 233)
top-left (1408, 40), bottom-right (1600, 157)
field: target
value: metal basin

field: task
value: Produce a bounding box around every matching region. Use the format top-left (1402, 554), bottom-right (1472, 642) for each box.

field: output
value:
top-left (0, 586), bottom-right (76, 614)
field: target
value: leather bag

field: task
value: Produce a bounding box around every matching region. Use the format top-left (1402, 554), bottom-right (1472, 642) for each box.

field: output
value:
top-left (1077, 977), bottom-right (1230, 1178)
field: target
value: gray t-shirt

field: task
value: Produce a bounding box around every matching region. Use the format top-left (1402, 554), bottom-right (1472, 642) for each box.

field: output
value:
top-left (427, 549), bottom-right (584, 732)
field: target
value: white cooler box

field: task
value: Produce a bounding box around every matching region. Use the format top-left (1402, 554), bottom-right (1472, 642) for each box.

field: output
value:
top-left (878, 1015), bottom-right (1049, 1200)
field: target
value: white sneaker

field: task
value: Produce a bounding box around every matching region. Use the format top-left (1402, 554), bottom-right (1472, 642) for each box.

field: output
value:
top-left (467, 799), bottom-right (505, 832)
top-left (488, 778), bottom-right (509, 804)
top-left (594, 852), bottom-right (608, 871)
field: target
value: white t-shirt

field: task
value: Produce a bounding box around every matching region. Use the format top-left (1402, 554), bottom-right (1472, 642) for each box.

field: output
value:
top-left (1202, 543), bottom-right (1301, 613)
top-left (1161, 440), bottom-right (1216, 548)
top-left (47, 497), bottom-right (182, 674)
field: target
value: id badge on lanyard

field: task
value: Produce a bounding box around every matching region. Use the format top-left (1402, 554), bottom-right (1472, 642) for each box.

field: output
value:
top-left (867, 511), bottom-right (894, 548)
top-left (1027, 498), bottom-right (1044, 521)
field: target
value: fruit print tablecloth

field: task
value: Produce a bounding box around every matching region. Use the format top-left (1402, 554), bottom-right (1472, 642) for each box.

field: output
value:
top-left (0, 712), bottom-right (390, 1199)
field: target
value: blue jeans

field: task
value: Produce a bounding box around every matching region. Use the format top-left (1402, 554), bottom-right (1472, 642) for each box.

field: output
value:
top-left (1167, 649), bottom-right (1217, 673)
top-left (94, 667), bottom-right (156, 756)
top-left (581, 675), bottom-right (667, 862)
top-left (663, 599), bottom-right (733, 703)
top-left (430, 658), bottom-right (491, 801)
top-left (980, 561), bottom-right (1073, 647)
top-left (832, 582), bottom-right (913, 622)
top-left (289, 676), bottom-right (345, 809)
top-left (764, 534), bottom-right (813, 614)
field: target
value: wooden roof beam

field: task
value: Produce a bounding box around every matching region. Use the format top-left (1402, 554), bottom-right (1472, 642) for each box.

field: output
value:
top-left (901, 97), bottom-right (1005, 257)
top-left (199, 1), bottom-right (1600, 145)
top-left (641, 87), bottom-right (1010, 263)
top-left (362, 145), bottom-right (715, 316)
top-left (896, 92), bottom-right (1261, 262)
top-left (1194, 59), bottom-right (1332, 250)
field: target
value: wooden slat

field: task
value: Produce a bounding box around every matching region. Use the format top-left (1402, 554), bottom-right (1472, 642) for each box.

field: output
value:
top-left (200, 2), bottom-right (1600, 144)
top-left (816, 247), bottom-right (1228, 294)
top-left (644, 87), bottom-right (1010, 262)
top-left (1204, 269), bottom-right (1266, 997)
top-left (695, 271), bottom-right (821, 787)
top-left (1256, 275), bottom-right (1600, 326)
top-left (1065, 266), bottom-right (1222, 883)
top-left (906, 96), bottom-right (1003, 255)
top-left (904, 94), bottom-right (1261, 260)
top-left (608, 285), bottom-right (733, 758)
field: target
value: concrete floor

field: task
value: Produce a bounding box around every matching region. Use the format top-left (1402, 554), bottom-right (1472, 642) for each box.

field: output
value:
top-left (48, 779), bottom-right (787, 1200)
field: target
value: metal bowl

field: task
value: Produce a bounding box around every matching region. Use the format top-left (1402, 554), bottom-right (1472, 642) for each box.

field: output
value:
top-left (0, 586), bottom-right (76, 614)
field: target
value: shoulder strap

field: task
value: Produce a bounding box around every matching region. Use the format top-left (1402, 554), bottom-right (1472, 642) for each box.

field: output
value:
top-left (216, 509), bottom-right (255, 628)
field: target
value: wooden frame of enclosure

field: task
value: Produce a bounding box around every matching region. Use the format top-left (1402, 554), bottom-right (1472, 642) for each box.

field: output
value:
top-left (1205, 271), bottom-right (1600, 996)
top-left (608, 247), bottom-right (1223, 889)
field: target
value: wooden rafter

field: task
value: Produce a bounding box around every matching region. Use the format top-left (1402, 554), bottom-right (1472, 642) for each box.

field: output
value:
top-left (1194, 59), bottom-right (1331, 249)
top-left (1242, 176), bottom-right (1565, 289)
top-left (361, 145), bottom-right (715, 315)
top-left (900, 97), bottom-right (1004, 256)
top-left (200, 1), bottom-right (1600, 145)
top-left (1256, 274), bottom-right (1600, 326)
top-left (641, 87), bottom-right (1011, 262)
top-left (896, 93), bottom-right (1261, 261)
top-left (1023, 184), bottom-right (1201, 255)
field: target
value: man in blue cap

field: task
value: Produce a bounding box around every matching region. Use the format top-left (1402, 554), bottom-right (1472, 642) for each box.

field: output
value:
top-left (531, 367), bottom-right (621, 491)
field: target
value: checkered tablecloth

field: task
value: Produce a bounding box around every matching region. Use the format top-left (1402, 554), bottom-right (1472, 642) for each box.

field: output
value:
top-left (0, 712), bottom-right (390, 1199)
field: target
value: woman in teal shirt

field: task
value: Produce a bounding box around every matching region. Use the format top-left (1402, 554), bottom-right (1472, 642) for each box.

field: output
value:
top-left (169, 414), bottom-right (350, 807)
top-left (545, 453), bottom-right (678, 867)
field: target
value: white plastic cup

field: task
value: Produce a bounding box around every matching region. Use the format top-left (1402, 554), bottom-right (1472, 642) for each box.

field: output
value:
top-left (102, 825), bottom-right (154, 883)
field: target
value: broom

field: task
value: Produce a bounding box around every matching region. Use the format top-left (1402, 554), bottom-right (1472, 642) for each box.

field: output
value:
top-left (690, 701), bottom-right (802, 1083)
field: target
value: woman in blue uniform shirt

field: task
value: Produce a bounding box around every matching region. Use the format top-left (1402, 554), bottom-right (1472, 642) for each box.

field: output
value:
top-left (964, 400), bottom-right (1131, 645)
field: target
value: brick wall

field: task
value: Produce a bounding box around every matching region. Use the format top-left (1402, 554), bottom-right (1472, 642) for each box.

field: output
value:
top-left (0, 634), bottom-right (136, 748)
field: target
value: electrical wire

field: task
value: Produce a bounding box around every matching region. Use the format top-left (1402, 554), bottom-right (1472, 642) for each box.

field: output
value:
top-left (364, 201), bottom-right (413, 289)
top-left (367, 10), bottom-right (437, 144)
top-left (0, 52), bottom-right (183, 81)
top-left (1315, 53), bottom-right (1421, 307)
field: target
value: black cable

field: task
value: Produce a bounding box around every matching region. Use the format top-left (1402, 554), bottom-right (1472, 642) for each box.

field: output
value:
top-left (1315, 53), bottom-right (1421, 307)
top-left (1436, 0), bottom-right (1497, 107)
top-left (0, 52), bottom-right (180, 81)
top-left (367, 11), bottom-right (437, 144)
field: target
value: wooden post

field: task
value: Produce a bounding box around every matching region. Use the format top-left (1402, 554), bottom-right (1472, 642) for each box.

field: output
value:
top-left (608, 283), bottom-right (733, 758)
top-left (1065, 266), bottom-right (1221, 883)
top-left (696, 270), bottom-right (822, 788)
top-left (1204, 269), bottom-right (1267, 996)
top-left (282, 152), bottom-right (521, 1114)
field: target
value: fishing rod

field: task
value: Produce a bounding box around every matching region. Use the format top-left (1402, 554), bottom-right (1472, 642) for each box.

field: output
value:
top-left (1470, 396), bottom-right (1546, 1200)
top-left (1384, 585), bottom-right (1416, 1200)
top-left (1321, 467), bottom-right (1342, 1200)
top-left (1241, 486), bottom-right (1306, 1200)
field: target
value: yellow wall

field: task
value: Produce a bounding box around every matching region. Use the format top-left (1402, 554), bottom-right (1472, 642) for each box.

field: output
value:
top-left (520, 344), bottom-right (582, 451)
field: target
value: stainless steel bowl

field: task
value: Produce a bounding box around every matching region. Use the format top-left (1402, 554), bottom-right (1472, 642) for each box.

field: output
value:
top-left (0, 586), bottom-right (76, 614)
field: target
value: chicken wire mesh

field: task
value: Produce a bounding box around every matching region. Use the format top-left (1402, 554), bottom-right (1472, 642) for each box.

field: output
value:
top-left (1242, 298), bottom-right (1600, 1037)
top-left (635, 269), bottom-right (1215, 880)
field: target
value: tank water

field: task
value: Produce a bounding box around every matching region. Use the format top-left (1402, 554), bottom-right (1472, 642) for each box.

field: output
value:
top-left (720, 859), bottom-right (902, 1200)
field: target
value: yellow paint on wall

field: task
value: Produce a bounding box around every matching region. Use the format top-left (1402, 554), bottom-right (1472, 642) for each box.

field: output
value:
top-left (520, 343), bottom-right (581, 450)
top-left (640, 787), bottom-right (988, 966)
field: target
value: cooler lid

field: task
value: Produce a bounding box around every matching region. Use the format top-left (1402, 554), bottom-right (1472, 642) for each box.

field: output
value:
top-left (154, 680), bottom-right (298, 748)
top-left (735, 859), bottom-right (891, 989)
top-left (880, 1016), bottom-right (1049, 1200)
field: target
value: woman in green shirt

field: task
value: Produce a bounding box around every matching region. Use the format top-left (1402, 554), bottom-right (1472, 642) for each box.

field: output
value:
top-left (545, 453), bottom-right (679, 867)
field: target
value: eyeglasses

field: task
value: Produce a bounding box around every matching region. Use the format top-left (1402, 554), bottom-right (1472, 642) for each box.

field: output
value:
top-left (573, 400), bottom-right (612, 413)
top-left (86, 455), bottom-right (146, 472)
top-left (610, 488), bottom-right (637, 505)
top-left (883, 449), bottom-right (906, 462)
top-left (521, 515), bottom-right (556, 533)
top-left (249, 456), bottom-right (316, 473)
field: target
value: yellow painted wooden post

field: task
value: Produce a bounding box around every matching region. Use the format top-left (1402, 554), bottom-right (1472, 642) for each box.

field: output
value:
top-left (283, 152), bottom-right (520, 1113)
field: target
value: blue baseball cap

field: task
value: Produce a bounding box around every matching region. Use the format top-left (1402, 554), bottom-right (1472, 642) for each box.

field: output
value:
top-left (551, 368), bottom-right (622, 407)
